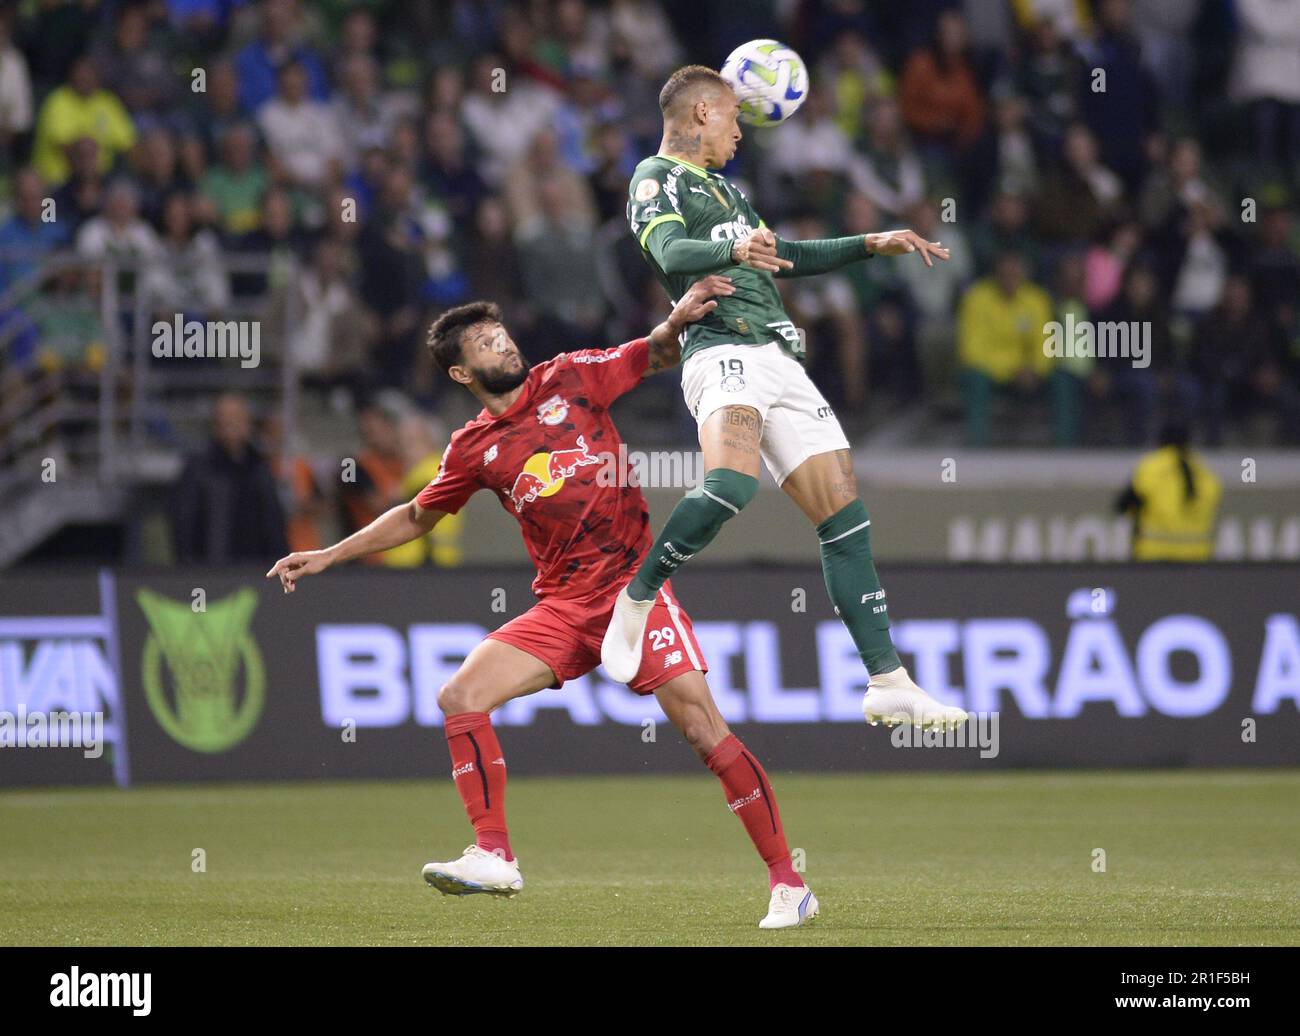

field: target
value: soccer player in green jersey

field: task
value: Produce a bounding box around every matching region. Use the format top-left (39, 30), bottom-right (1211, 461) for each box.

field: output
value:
top-left (602, 65), bottom-right (968, 730)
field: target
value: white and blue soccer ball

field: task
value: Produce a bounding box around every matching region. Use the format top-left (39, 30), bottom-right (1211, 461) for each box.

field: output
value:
top-left (720, 39), bottom-right (808, 127)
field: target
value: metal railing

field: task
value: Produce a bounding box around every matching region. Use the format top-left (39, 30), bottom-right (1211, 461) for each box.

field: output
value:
top-left (0, 247), bottom-right (301, 564)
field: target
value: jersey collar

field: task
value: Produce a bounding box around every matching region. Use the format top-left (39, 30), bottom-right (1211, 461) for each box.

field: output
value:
top-left (657, 153), bottom-right (712, 179)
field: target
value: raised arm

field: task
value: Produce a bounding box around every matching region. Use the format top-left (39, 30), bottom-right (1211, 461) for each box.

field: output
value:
top-left (266, 498), bottom-right (445, 593)
top-left (645, 273), bottom-right (736, 376)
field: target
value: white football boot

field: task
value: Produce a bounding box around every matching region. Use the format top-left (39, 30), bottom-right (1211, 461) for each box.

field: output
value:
top-left (862, 666), bottom-right (968, 730)
top-left (759, 883), bottom-right (820, 929)
top-left (422, 845), bottom-right (523, 898)
top-left (600, 585), bottom-right (656, 683)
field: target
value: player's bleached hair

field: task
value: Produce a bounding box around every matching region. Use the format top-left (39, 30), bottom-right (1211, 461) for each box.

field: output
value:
top-left (659, 64), bottom-right (731, 117)
top-left (426, 301), bottom-right (503, 375)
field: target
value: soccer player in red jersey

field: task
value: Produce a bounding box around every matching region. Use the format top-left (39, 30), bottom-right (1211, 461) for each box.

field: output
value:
top-left (266, 276), bottom-right (819, 929)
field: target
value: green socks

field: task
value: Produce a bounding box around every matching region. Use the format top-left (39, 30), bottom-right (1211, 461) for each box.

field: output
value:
top-left (818, 499), bottom-right (901, 675)
top-left (628, 468), bottom-right (758, 601)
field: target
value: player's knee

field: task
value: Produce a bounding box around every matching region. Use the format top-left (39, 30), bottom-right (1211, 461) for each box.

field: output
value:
top-left (694, 467), bottom-right (759, 521)
top-left (677, 703), bottom-right (729, 758)
top-left (437, 677), bottom-right (481, 716)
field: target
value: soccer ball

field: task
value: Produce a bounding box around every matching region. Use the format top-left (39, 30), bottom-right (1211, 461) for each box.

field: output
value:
top-left (720, 39), bottom-right (808, 127)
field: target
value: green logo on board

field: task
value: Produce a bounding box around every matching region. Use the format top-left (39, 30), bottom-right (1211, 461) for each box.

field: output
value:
top-left (136, 587), bottom-right (265, 752)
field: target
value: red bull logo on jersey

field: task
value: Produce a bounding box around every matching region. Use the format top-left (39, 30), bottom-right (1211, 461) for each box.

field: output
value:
top-left (509, 434), bottom-right (601, 512)
top-left (536, 394), bottom-right (570, 426)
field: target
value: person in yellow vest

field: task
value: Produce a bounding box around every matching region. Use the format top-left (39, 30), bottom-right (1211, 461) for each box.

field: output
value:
top-left (1115, 420), bottom-right (1222, 561)
top-left (32, 56), bottom-right (136, 187)
top-left (382, 413), bottom-right (464, 567)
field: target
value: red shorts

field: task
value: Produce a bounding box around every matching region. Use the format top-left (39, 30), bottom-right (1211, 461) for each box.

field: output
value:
top-left (486, 580), bottom-right (707, 696)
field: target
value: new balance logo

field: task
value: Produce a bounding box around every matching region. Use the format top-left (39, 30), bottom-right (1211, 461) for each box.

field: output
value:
top-left (727, 787), bottom-right (763, 813)
top-left (451, 762), bottom-right (475, 779)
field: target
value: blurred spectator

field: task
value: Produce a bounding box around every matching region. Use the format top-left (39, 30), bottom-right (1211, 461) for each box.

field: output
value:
top-left (777, 212), bottom-right (865, 409)
top-left (19, 0), bottom-right (96, 95)
top-left (899, 10), bottom-right (987, 153)
top-left (768, 87), bottom-right (856, 183)
top-left (382, 413), bottom-right (464, 567)
top-left (51, 137), bottom-right (106, 234)
top-left (32, 55), bottom-right (136, 186)
top-left (1097, 263), bottom-right (1184, 445)
top-left (333, 52), bottom-right (410, 170)
top-left (1249, 207), bottom-right (1300, 330)
top-left (1076, 0), bottom-right (1159, 190)
top-left (262, 410), bottom-right (325, 554)
top-left (608, 0), bottom-right (682, 77)
top-left (258, 60), bottom-right (345, 189)
top-left (515, 177), bottom-right (603, 351)
top-left (188, 59), bottom-right (243, 156)
top-left (290, 236), bottom-right (373, 405)
top-left (895, 197), bottom-right (973, 391)
top-left (987, 88), bottom-right (1038, 199)
top-left (553, 63), bottom-right (623, 175)
top-left (142, 191), bottom-right (229, 316)
top-left (231, 186), bottom-right (305, 299)
top-left (587, 121), bottom-right (635, 221)
top-left (339, 402), bottom-right (406, 563)
top-left (461, 51), bottom-right (560, 186)
top-left (173, 393), bottom-right (289, 563)
top-left (421, 110), bottom-right (488, 230)
top-left (971, 191), bottom-right (1039, 277)
top-left (504, 127), bottom-right (596, 232)
top-left (1161, 201), bottom-right (1234, 329)
top-left (133, 127), bottom-right (189, 227)
top-left (1115, 418), bottom-right (1222, 561)
top-left (1192, 274), bottom-right (1278, 445)
top-left (1035, 123), bottom-right (1123, 243)
top-left (0, 9), bottom-right (34, 158)
top-left (817, 29), bottom-right (894, 141)
top-left (75, 180), bottom-right (161, 294)
top-left (464, 195), bottom-right (524, 320)
top-left (1083, 218), bottom-right (1143, 312)
top-left (234, 0), bottom-right (330, 114)
top-left (849, 97), bottom-right (926, 219)
top-left (1012, 16), bottom-right (1078, 155)
top-left (0, 167), bottom-right (68, 293)
top-left (91, 3), bottom-right (180, 128)
top-left (1139, 136), bottom-right (1225, 229)
top-left (957, 250), bottom-right (1065, 445)
top-left (1230, 0), bottom-right (1300, 174)
top-left (201, 123), bottom-right (269, 238)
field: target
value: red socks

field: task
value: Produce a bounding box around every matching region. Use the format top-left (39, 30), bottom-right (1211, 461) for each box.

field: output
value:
top-left (705, 734), bottom-right (803, 889)
top-left (443, 717), bottom-right (796, 886)
top-left (444, 711), bottom-right (513, 861)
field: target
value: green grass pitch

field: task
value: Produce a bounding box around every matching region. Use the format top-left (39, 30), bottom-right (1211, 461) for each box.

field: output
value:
top-left (2, 770), bottom-right (1298, 946)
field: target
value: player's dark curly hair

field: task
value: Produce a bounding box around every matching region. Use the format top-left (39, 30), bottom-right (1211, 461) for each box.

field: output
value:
top-left (659, 64), bottom-right (730, 116)
top-left (426, 301), bottom-right (502, 375)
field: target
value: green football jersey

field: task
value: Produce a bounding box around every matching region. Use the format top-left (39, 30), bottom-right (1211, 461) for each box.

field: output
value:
top-left (627, 154), bottom-right (805, 364)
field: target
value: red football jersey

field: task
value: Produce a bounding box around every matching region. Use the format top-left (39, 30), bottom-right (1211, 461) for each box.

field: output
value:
top-left (416, 338), bottom-right (653, 602)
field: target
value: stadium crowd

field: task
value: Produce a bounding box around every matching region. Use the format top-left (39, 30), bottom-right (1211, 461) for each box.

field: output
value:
top-left (1, 0), bottom-right (1299, 559)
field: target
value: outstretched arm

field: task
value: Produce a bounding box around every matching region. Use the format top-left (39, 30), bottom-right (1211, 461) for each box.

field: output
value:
top-left (774, 228), bottom-right (951, 277)
top-left (266, 499), bottom-right (445, 593)
top-left (645, 273), bottom-right (735, 375)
